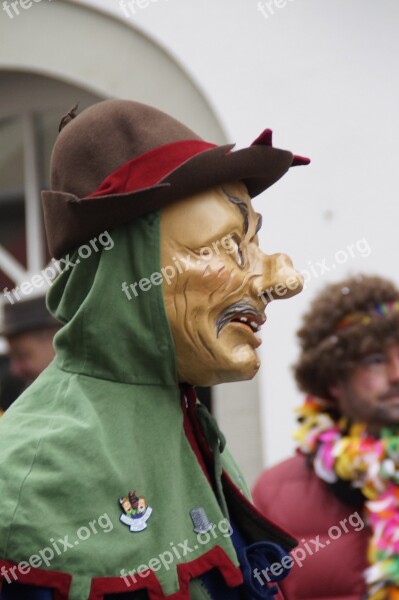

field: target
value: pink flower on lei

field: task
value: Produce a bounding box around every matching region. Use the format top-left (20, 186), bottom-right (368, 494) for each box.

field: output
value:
top-left (314, 428), bottom-right (341, 483)
top-left (367, 483), bottom-right (399, 556)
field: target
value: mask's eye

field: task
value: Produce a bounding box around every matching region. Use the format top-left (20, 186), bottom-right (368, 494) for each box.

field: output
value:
top-left (230, 235), bottom-right (245, 267)
top-left (359, 353), bottom-right (387, 367)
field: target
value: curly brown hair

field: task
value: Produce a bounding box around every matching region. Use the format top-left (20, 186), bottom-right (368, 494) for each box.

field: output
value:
top-left (294, 275), bottom-right (399, 401)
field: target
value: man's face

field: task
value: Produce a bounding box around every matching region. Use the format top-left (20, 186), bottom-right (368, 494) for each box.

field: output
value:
top-left (160, 181), bottom-right (303, 386)
top-left (331, 343), bottom-right (399, 435)
top-left (7, 328), bottom-right (57, 386)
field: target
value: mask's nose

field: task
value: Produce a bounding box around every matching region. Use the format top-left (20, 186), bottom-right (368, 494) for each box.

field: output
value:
top-left (256, 252), bottom-right (303, 305)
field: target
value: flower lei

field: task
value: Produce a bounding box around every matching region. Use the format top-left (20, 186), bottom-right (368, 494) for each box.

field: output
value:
top-left (294, 396), bottom-right (399, 600)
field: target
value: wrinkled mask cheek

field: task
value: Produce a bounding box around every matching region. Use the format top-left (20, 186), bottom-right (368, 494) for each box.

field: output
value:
top-left (162, 260), bottom-right (219, 384)
top-left (161, 254), bottom-right (241, 384)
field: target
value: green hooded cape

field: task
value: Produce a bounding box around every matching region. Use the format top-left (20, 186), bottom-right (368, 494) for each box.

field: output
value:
top-left (0, 212), bottom-right (295, 599)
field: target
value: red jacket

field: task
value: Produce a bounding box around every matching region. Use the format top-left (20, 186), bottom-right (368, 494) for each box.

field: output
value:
top-left (252, 455), bottom-right (369, 600)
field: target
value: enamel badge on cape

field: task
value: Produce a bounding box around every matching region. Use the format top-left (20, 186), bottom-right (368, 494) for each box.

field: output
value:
top-left (119, 490), bottom-right (152, 532)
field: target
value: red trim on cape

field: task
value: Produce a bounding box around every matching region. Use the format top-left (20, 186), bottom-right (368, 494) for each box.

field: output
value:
top-left (1, 548), bottom-right (242, 600)
top-left (89, 546), bottom-right (242, 599)
top-left (0, 559), bottom-right (71, 600)
top-left (85, 140), bottom-right (217, 199)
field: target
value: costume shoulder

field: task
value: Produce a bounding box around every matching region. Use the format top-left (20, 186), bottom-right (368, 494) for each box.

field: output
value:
top-left (0, 365), bottom-right (245, 600)
top-left (0, 367), bottom-right (63, 556)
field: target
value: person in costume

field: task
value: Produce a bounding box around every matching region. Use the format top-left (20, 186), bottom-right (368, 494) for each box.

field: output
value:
top-left (253, 274), bottom-right (399, 600)
top-left (0, 99), bottom-right (309, 600)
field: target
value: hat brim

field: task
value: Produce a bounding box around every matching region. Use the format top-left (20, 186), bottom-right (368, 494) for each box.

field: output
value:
top-left (0, 296), bottom-right (59, 338)
top-left (42, 143), bottom-right (297, 259)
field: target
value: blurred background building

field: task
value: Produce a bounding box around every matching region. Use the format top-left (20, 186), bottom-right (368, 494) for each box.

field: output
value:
top-left (0, 0), bottom-right (398, 486)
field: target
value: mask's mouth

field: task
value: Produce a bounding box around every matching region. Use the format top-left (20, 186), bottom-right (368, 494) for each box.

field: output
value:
top-left (216, 301), bottom-right (266, 337)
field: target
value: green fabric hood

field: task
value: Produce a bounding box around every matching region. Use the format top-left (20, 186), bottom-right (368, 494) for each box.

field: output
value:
top-left (47, 211), bottom-right (177, 386)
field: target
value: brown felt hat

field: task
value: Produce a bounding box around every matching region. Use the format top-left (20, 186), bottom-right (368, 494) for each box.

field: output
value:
top-left (42, 99), bottom-right (309, 258)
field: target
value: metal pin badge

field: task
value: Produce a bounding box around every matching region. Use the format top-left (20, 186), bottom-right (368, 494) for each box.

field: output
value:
top-left (119, 490), bottom-right (152, 532)
top-left (190, 507), bottom-right (213, 534)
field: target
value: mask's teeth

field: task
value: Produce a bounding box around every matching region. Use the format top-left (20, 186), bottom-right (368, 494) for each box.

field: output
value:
top-left (240, 317), bottom-right (248, 323)
top-left (250, 321), bottom-right (259, 331)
